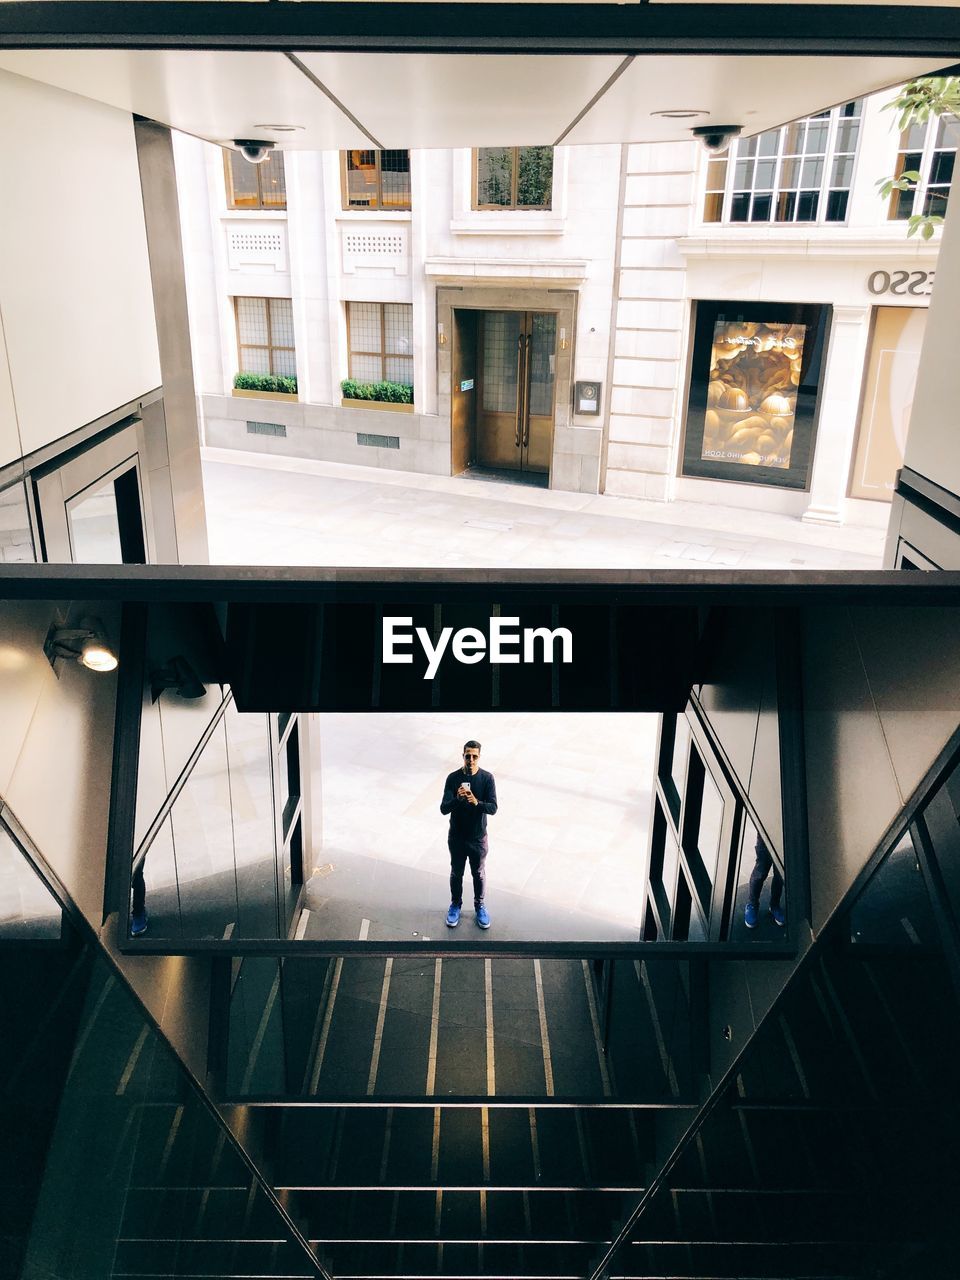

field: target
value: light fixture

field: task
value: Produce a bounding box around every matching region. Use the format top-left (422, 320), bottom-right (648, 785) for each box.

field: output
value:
top-left (150, 656), bottom-right (207, 703)
top-left (437, 321), bottom-right (446, 347)
top-left (253, 124), bottom-right (306, 134)
top-left (651, 108), bottom-right (710, 120)
top-left (44, 618), bottom-right (118, 674)
top-left (559, 327), bottom-right (568, 351)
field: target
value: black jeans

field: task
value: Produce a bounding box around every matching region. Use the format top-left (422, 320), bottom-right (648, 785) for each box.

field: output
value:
top-left (748, 842), bottom-right (783, 910)
top-left (449, 836), bottom-right (487, 908)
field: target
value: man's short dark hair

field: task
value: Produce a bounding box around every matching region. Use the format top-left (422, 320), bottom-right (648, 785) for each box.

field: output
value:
top-left (463, 740), bottom-right (481, 753)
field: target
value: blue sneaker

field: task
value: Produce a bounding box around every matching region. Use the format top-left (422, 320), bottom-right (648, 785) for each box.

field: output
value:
top-left (445, 903), bottom-right (461, 928)
top-left (475, 904), bottom-right (491, 930)
top-left (769, 905), bottom-right (786, 927)
top-left (130, 911), bottom-right (149, 937)
top-left (744, 901), bottom-right (759, 929)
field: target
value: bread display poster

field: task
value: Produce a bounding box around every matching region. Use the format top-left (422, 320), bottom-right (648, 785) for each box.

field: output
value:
top-left (702, 321), bottom-right (807, 470)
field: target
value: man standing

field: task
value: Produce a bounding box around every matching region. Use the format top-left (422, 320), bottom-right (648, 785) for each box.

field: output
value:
top-left (744, 832), bottom-right (785, 929)
top-left (440, 740), bottom-right (497, 929)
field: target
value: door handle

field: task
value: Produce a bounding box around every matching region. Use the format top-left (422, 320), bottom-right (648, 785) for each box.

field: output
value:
top-left (514, 333), bottom-right (524, 448)
top-left (522, 334), bottom-right (532, 448)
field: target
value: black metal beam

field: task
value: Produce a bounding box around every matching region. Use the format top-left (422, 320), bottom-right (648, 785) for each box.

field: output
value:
top-left (1, 2), bottom-right (960, 55)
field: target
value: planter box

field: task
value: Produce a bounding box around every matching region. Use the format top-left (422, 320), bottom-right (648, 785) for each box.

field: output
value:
top-left (232, 388), bottom-right (299, 402)
top-left (341, 397), bottom-right (413, 413)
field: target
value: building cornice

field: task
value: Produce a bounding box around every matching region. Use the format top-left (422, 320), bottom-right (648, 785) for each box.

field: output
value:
top-left (424, 256), bottom-right (588, 283)
top-left (676, 232), bottom-right (941, 260)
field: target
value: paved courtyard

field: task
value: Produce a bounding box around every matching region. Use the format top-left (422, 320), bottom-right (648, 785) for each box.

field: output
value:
top-left (202, 448), bottom-right (886, 570)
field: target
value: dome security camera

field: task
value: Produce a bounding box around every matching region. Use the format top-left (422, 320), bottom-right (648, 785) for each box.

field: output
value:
top-left (691, 125), bottom-right (743, 155)
top-left (234, 139), bottom-right (276, 164)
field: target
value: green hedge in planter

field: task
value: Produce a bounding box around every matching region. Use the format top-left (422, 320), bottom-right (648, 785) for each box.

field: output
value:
top-left (341, 379), bottom-right (413, 405)
top-left (234, 372), bottom-right (298, 394)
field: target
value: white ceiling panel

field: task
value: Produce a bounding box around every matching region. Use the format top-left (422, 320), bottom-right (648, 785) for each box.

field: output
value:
top-left (0, 48), bottom-right (952, 152)
top-left (562, 54), bottom-right (952, 146)
top-left (0, 50), bottom-right (373, 149)
top-left (295, 52), bottom-right (625, 148)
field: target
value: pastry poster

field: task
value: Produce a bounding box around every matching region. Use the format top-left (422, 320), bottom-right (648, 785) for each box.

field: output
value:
top-left (702, 321), bottom-right (806, 469)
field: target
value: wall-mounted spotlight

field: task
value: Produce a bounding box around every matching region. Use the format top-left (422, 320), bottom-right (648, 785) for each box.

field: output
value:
top-left (437, 321), bottom-right (446, 347)
top-left (44, 619), bottom-right (118, 674)
top-left (150, 655), bottom-right (207, 703)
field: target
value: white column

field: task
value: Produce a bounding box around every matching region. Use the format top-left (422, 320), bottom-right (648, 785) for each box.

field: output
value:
top-left (802, 305), bottom-right (870, 526)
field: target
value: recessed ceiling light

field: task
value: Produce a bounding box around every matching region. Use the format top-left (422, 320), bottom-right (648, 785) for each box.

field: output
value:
top-left (651, 109), bottom-right (710, 120)
top-left (253, 124), bottom-right (306, 133)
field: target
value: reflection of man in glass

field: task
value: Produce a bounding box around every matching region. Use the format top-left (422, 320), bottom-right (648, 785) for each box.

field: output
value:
top-left (745, 833), bottom-right (785, 929)
top-left (440, 740), bottom-right (498, 931)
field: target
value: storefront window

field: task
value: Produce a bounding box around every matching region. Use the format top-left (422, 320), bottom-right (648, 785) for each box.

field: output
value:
top-left (849, 306), bottom-right (927, 502)
top-left (681, 301), bottom-right (829, 489)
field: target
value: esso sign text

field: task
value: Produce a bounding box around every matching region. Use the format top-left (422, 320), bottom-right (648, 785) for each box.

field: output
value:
top-left (867, 269), bottom-right (935, 298)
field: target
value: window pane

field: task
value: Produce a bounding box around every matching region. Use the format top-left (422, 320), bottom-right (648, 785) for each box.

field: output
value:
top-left (779, 156), bottom-right (799, 188)
top-left (730, 192), bottom-right (750, 221)
top-left (349, 301), bottom-right (382, 354)
top-left (383, 302), bottom-right (413, 357)
top-left (901, 122), bottom-right (926, 151)
top-left (258, 150), bottom-right (287, 209)
top-left (385, 356), bottom-right (414, 384)
top-left (476, 148), bottom-right (514, 206)
top-left (226, 149), bottom-right (259, 208)
top-left (240, 347), bottom-right (270, 375)
top-left (272, 348), bottom-right (297, 378)
top-left (775, 189), bottom-right (797, 221)
top-left (835, 120), bottom-right (860, 153)
top-left (750, 192), bottom-right (772, 221)
top-left (706, 158), bottom-right (727, 190)
top-left (269, 298), bottom-right (295, 351)
top-left (697, 766), bottom-right (724, 886)
top-left (758, 130), bottom-right (780, 158)
top-left (924, 187), bottom-right (950, 218)
top-left (935, 115), bottom-right (960, 150)
top-left (345, 150), bottom-right (379, 208)
top-left (805, 121), bottom-right (829, 153)
top-left (890, 185), bottom-right (915, 220)
top-left (825, 189), bottom-right (849, 221)
top-left (830, 154), bottom-right (854, 187)
top-left (481, 311), bottom-right (521, 413)
top-left (527, 312), bottom-right (556, 417)
top-left (782, 122), bottom-right (805, 155)
top-left (703, 191), bottom-right (724, 222)
top-left (929, 150), bottom-right (955, 186)
top-left (517, 146), bottom-right (553, 208)
top-left (352, 354), bottom-right (383, 383)
top-left (379, 150), bottom-right (411, 210)
top-left (236, 297), bottom-right (268, 346)
top-left (755, 159), bottom-right (776, 187)
top-left (801, 157), bottom-right (824, 187)
top-left (733, 157), bottom-right (753, 187)
top-left (796, 190), bottom-right (820, 221)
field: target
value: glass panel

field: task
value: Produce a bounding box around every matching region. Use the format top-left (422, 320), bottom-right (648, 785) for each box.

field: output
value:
top-left (804, 121), bottom-right (829, 152)
top-left (796, 190), bottom-right (819, 220)
top-left (847, 829), bottom-right (938, 947)
top-left (757, 130), bottom-right (779, 158)
top-left (935, 114), bottom-right (960, 150)
top-left (225, 148), bottom-right (259, 207)
top-left (257, 149), bottom-right (286, 208)
top-left (0, 479), bottom-right (36, 563)
top-left (849, 306), bottom-right (925, 502)
top-left (800, 157), bottom-right (824, 187)
top-left (516, 145), bottom-right (553, 208)
top-left (384, 355), bottom-right (414, 384)
top-left (349, 301), bottom-right (383, 354)
top-left (344, 149), bottom-right (380, 208)
top-left (825, 188), bottom-right (849, 221)
top-left (67, 477), bottom-right (123, 563)
top-left (831, 154), bottom-right (854, 187)
top-left (703, 191), bottom-right (723, 222)
top-left (921, 761), bottom-right (960, 931)
top-left (754, 158), bottom-right (776, 188)
top-left (835, 119), bottom-right (860, 152)
top-left (750, 191), bottom-right (772, 221)
top-left (782, 121), bottom-right (805, 155)
top-left (779, 156), bottom-right (799, 188)
top-left (775, 189), bottom-right (797, 221)
top-left (268, 297), bottom-right (295, 351)
top-left (729, 812), bottom-right (785, 939)
top-left (481, 311), bottom-right (522, 413)
top-left (9, 947), bottom-right (315, 1278)
top-left (929, 150), bottom-right (955, 186)
top-left (476, 147), bottom-right (513, 206)
top-left (696, 765), bottom-right (724, 885)
top-left (729, 192), bottom-right (750, 220)
top-left (0, 824), bottom-right (61, 939)
top-left (351, 353), bottom-right (383, 383)
top-left (923, 186), bottom-right (950, 218)
top-left (236, 295), bottom-right (268, 346)
top-left (379, 148), bottom-right (411, 209)
top-left (670, 716), bottom-right (690, 805)
top-left (224, 700), bottom-right (281, 939)
top-left (527, 312), bottom-right (557, 417)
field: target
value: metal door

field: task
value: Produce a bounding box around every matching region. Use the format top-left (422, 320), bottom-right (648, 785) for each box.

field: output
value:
top-left (477, 311), bottom-right (556, 474)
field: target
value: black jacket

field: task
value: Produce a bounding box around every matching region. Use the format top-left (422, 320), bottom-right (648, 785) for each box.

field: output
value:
top-left (441, 767), bottom-right (498, 843)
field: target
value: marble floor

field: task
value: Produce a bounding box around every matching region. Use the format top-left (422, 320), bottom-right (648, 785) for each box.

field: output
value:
top-left (306, 711), bottom-right (658, 942)
top-left (201, 448), bottom-right (886, 570)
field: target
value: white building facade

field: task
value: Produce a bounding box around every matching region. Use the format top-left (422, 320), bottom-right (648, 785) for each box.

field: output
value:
top-left (177, 86), bottom-right (952, 526)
